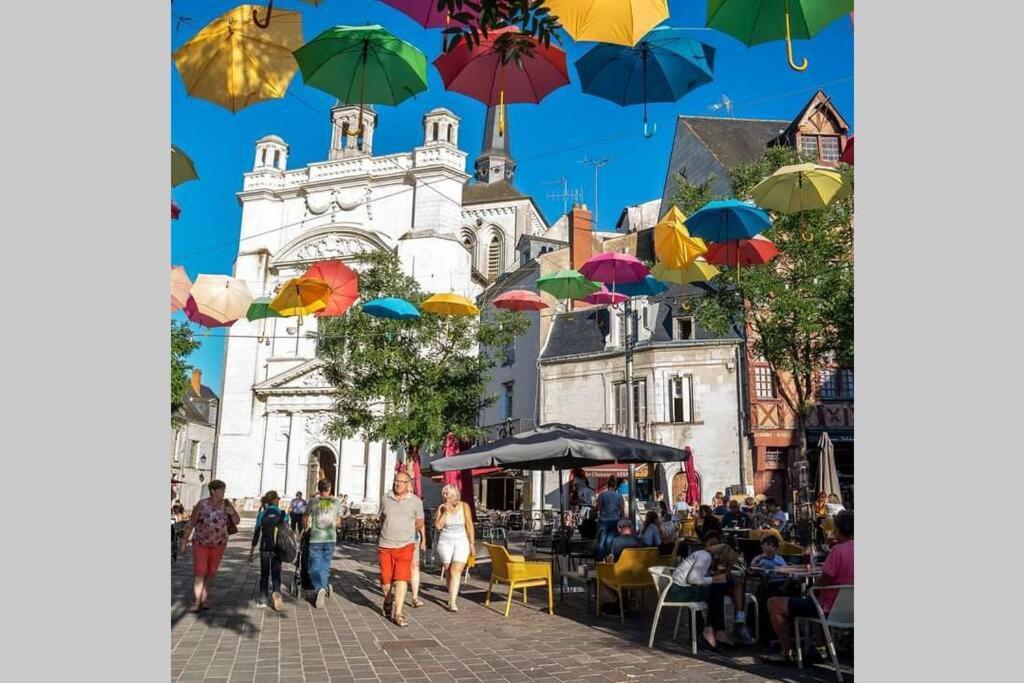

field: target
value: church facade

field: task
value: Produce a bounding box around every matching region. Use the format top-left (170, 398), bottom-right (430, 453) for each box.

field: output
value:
top-left (213, 103), bottom-right (547, 511)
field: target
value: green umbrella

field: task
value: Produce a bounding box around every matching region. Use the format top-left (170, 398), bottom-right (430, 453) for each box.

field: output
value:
top-left (171, 145), bottom-right (198, 188)
top-left (536, 270), bottom-right (602, 300)
top-left (293, 25), bottom-right (428, 136)
top-left (706, 0), bottom-right (853, 71)
top-left (246, 297), bottom-right (282, 321)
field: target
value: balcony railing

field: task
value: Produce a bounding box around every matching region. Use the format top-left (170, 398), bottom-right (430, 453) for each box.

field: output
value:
top-left (482, 417), bottom-right (537, 443)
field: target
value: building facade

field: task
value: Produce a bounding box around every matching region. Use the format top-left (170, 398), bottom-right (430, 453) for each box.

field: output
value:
top-left (171, 370), bottom-right (219, 509)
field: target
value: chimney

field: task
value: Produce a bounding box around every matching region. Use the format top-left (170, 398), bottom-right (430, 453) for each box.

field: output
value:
top-left (569, 203), bottom-right (593, 272)
top-left (190, 369), bottom-right (202, 397)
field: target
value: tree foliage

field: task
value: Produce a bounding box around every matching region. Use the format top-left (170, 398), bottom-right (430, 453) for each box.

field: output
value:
top-left (316, 250), bottom-right (528, 453)
top-left (669, 146), bottom-right (854, 459)
top-left (438, 1), bottom-right (563, 62)
top-left (171, 320), bottom-right (201, 425)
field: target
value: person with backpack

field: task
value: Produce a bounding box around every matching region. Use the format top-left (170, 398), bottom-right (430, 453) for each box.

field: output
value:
top-left (248, 491), bottom-right (290, 611)
top-left (305, 479), bottom-right (345, 608)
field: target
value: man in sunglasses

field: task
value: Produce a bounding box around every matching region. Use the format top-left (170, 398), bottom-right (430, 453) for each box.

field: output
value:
top-left (378, 472), bottom-right (426, 627)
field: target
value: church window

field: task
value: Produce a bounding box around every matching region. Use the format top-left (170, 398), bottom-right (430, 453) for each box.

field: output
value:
top-left (447, 124), bottom-right (453, 143)
top-left (260, 149), bottom-right (267, 166)
top-left (273, 150), bottom-right (281, 168)
top-left (487, 234), bottom-right (503, 278)
top-left (341, 122), bottom-right (350, 150)
top-left (432, 122), bottom-right (439, 141)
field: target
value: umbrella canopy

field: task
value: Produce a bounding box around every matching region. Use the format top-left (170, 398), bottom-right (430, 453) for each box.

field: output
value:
top-left (750, 163), bottom-right (851, 214)
top-left (704, 238), bottom-right (780, 267)
top-left (171, 200), bottom-right (182, 220)
top-left (171, 266), bottom-right (192, 313)
top-left (492, 289), bottom-right (549, 312)
top-left (269, 278), bottom-right (331, 317)
top-left (651, 259), bottom-right (720, 284)
top-left (684, 199), bottom-right (772, 242)
top-left (302, 260), bottom-right (359, 317)
top-left (171, 145), bottom-right (198, 188)
top-left (684, 447), bottom-right (701, 506)
top-left (379, 0), bottom-right (476, 28)
top-left (546, 0), bottom-right (670, 47)
top-left (816, 432), bottom-right (842, 505)
top-left (839, 136), bottom-right (854, 165)
top-left (246, 297), bottom-right (282, 321)
top-left (362, 297), bottom-right (420, 320)
top-left (579, 252), bottom-right (650, 287)
top-left (420, 293), bottom-right (480, 317)
top-left (536, 270), bottom-right (602, 300)
top-left (172, 6), bottom-right (304, 113)
top-left (706, 0), bottom-right (854, 71)
top-left (424, 423), bottom-right (689, 473)
top-left (654, 206), bottom-right (707, 268)
top-left (185, 275), bottom-right (254, 328)
top-left (575, 26), bottom-right (715, 134)
top-left (616, 275), bottom-right (669, 298)
top-left (584, 285), bottom-right (629, 306)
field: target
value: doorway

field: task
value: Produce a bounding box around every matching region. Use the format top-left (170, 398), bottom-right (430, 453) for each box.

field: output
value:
top-left (307, 447), bottom-right (337, 496)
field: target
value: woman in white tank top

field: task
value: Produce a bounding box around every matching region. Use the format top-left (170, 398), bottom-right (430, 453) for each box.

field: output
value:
top-left (434, 484), bottom-right (475, 611)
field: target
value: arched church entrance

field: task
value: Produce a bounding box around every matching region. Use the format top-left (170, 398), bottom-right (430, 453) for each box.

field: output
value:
top-left (307, 447), bottom-right (337, 496)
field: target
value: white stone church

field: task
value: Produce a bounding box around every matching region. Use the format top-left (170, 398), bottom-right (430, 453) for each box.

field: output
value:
top-left (214, 102), bottom-right (549, 511)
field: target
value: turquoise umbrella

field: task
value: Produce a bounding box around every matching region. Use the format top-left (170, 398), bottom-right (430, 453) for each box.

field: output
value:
top-left (684, 200), bottom-right (773, 243)
top-left (362, 297), bottom-right (420, 320)
top-left (617, 275), bottom-right (669, 298)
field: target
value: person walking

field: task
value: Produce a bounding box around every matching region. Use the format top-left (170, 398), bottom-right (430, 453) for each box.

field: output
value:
top-left (434, 484), bottom-right (475, 612)
top-left (595, 476), bottom-right (625, 560)
top-left (289, 491), bottom-right (307, 534)
top-left (378, 472), bottom-right (426, 627)
top-left (179, 480), bottom-right (240, 613)
top-left (305, 479), bottom-right (344, 608)
top-left (248, 491), bottom-right (289, 610)
top-left (407, 529), bottom-right (426, 610)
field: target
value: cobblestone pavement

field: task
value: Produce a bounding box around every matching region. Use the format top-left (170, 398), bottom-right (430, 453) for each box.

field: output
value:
top-left (171, 526), bottom-right (851, 683)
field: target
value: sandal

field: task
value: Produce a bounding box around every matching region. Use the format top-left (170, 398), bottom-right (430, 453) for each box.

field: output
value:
top-left (391, 613), bottom-right (409, 627)
top-left (410, 598), bottom-right (425, 608)
top-left (198, 603), bottom-right (211, 611)
top-left (382, 597), bottom-right (393, 617)
top-left (187, 605), bottom-right (202, 614)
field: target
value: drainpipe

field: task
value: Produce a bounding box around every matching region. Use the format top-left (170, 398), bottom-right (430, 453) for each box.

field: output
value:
top-left (283, 412), bottom-right (295, 494)
top-left (735, 342), bottom-right (748, 491)
top-left (258, 410), bottom-right (270, 492)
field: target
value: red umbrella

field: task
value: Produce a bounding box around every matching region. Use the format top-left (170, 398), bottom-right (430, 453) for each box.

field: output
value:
top-left (704, 239), bottom-right (779, 267)
top-left (442, 433), bottom-right (476, 517)
top-left (579, 252), bottom-right (649, 288)
top-left (683, 447), bottom-right (701, 506)
top-left (302, 260), bottom-right (359, 317)
top-left (492, 289), bottom-right (549, 312)
top-left (380, 0), bottom-right (477, 29)
top-left (171, 200), bottom-right (181, 220)
top-left (839, 136), bottom-right (854, 165)
top-left (584, 285), bottom-right (628, 306)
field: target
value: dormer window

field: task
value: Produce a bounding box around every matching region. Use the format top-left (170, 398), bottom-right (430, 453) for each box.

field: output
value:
top-left (800, 134), bottom-right (841, 163)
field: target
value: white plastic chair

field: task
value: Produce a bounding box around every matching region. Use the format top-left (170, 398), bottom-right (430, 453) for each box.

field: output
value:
top-left (794, 584), bottom-right (854, 681)
top-left (647, 566), bottom-right (707, 654)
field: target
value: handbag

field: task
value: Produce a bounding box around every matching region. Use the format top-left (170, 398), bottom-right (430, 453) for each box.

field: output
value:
top-left (225, 502), bottom-right (239, 536)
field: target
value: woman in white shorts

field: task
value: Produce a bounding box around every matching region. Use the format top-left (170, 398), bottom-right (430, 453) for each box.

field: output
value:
top-left (434, 484), bottom-right (475, 611)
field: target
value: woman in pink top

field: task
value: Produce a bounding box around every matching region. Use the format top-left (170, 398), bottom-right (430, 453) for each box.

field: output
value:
top-left (764, 511), bottom-right (854, 667)
top-left (179, 480), bottom-right (240, 613)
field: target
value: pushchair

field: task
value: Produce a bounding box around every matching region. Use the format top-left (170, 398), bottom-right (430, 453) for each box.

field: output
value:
top-left (289, 529), bottom-right (336, 600)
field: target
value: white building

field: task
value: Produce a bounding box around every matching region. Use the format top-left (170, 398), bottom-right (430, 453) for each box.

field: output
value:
top-left (213, 103), bottom-right (548, 511)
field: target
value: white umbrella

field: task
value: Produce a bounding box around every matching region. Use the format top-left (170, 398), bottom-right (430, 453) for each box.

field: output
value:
top-left (816, 432), bottom-right (842, 505)
top-left (185, 274), bottom-right (253, 328)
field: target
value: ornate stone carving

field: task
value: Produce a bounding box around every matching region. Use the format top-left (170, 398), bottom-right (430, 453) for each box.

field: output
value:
top-left (304, 413), bottom-right (331, 442)
top-left (304, 187), bottom-right (369, 215)
top-left (291, 233), bottom-right (374, 262)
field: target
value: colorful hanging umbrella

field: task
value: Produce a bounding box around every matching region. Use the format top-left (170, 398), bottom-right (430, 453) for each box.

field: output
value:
top-left (293, 25), bottom-right (427, 136)
top-left (575, 26), bottom-right (715, 136)
top-left (750, 163), bottom-right (851, 215)
top-left (684, 199), bottom-right (772, 243)
top-left (617, 275), bottom-right (669, 298)
top-left (546, 0), bottom-right (670, 47)
top-left (171, 200), bottom-right (182, 220)
top-left (185, 275), bottom-right (254, 328)
top-left (362, 297), bottom-right (420, 320)
top-left (492, 290), bottom-right (549, 312)
top-left (420, 293), bottom-right (480, 317)
top-left (171, 266), bottom-right (192, 313)
top-left (536, 270), bottom-right (602, 300)
top-left (704, 238), bottom-right (780, 267)
top-left (246, 297), bottom-right (282, 321)
top-left (171, 145), bottom-right (198, 188)
top-left (839, 136), bottom-right (854, 165)
top-left (585, 285), bottom-right (629, 306)
top-left (654, 206), bottom-right (707, 268)
top-left (434, 26), bottom-right (570, 137)
top-left (172, 5), bottom-right (304, 113)
top-left (379, 0), bottom-right (476, 28)
top-left (269, 278), bottom-right (331, 317)
top-left (302, 260), bottom-right (359, 317)
top-left (651, 259), bottom-right (720, 285)
top-left (706, 0), bottom-right (854, 71)
top-left (579, 252), bottom-right (650, 287)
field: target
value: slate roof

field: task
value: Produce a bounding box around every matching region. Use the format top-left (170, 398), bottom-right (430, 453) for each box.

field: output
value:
top-left (462, 179), bottom-right (527, 204)
top-left (680, 117), bottom-right (789, 170)
top-left (179, 385), bottom-right (218, 427)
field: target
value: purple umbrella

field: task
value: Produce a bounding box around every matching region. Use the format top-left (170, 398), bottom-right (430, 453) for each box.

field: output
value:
top-left (579, 252), bottom-right (650, 288)
top-left (584, 285), bottom-right (628, 306)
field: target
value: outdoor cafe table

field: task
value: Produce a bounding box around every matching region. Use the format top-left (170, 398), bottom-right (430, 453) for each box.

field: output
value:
top-left (533, 537), bottom-right (596, 603)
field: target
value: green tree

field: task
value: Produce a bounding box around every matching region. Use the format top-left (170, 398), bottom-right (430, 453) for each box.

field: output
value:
top-left (171, 320), bottom-right (201, 426)
top-left (316, 250), bottom-right (528, 455)
top-left (438, 1), bottom-right (563, 61)
top-left (670, 146), bottom-right (854, 462)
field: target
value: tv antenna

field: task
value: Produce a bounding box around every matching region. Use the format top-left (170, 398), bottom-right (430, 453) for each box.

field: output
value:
top-left (543, 177), bottom-right (583, 217)
top-left (708, 94), bottom-right (734, 117)
top-left (579, 156), bottom-right (613, 228)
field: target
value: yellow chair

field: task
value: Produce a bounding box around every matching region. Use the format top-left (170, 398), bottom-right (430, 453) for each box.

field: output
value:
top-left (657, 538), bottom-right (685, 567)
top-left (596, 547), bottom-right (662, 623)
top-left (483, 543), bottom-right (553, 617)
top-left (679, 518), bottom-right (697, 539)
top-left (749, 528), bottom-right (784, 543)
top-left (778, 541), bottom-right (804, 556)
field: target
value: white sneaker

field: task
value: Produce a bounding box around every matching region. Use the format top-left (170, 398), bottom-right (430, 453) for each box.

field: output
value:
top-left (315, 589), bottom-right (326, 609)
top-left (271, 591), bottom-right (284, 611)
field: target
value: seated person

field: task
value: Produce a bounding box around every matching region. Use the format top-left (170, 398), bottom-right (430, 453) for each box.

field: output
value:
top-left (764, 498), bottom-right (789, 533)
top-left (697, 505), bottom-right (722, 537)
top-left (609, 519), bottom-right (645, 561)
top-left (749, 535), bottom-right (788, 573)
top-left (659, 512), bottom-right (679, 543)
top-left (721, 500), bottom-right (753, 529)
top-left (764, 511), bottom-right (854, 667)
top-left (741, 496), bottom-right (757, 517)
top-left (813, 492), bottom-right (829, 518)
top-left (707, 536), bottom-right (756, 645)
top-left (639, 511), bottom-right (662, 548)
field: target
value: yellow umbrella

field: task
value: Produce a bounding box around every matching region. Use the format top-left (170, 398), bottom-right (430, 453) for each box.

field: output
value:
top-left (172, 5), bottom-right (304, 113)
top-left (545, 0), bottom-right (669, 47)
top-left (651, 259), bottom-right (720, 284)
top-left (750, 163), bottom-right (851, 214)
top-left (654, 205), bottom-right (708, 269)
top-left (269, 278), bottom-right (331, 317)
top-left (420, 293), bottom-right (480, 317)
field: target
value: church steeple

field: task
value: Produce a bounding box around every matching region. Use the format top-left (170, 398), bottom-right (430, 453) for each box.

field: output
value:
top-left (474, 105), bottom-right (516, 185)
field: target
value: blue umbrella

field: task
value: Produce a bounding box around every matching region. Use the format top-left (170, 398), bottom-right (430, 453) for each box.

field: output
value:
top-left (617, 275), bottom-right (669, 298)
top-left (362, 297), bottom-right (420, 320)
top-left (575, 26), bottom-right (715, 137)
top-left (684, 200), bottom-right (773, 243)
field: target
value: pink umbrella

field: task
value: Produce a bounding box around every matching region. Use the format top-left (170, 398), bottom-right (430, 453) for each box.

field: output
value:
top-left (171, 200), bottom-right (181, 220)
top-left (584, 285), bottom-right (628, 306)
top-left (683, 446), bottom-right (701, 506)
top-left (579, 252), bottom-right (650, 288)
top-left (492, 289), bottom-right (549, 312)
top-left (171, 266), bottom-right (192, 313)
top-left (442, 433), bottom-right (476, 518)
top-left (379, 0), bottom-right (477, 29)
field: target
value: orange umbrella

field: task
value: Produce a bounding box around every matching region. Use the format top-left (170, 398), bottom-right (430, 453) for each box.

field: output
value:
top-left (302, 260), bottom-right (359, 317)
top-left (171, 266), bottom-right (192, 313)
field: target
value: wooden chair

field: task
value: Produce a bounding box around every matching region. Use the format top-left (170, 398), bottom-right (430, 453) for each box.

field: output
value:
top-left (483, 543), bottom-right (553, 617)
top-left (596, 547), bottom-right (662, 623)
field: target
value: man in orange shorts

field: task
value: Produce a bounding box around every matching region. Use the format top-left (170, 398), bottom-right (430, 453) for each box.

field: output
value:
top-left (377, 472), bottom-right (425, 627)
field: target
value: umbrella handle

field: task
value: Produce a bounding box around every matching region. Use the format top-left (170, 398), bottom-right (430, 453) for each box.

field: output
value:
top-left (642, 118), bottom-right (656, 138)
top-left (784, 4), bottom-right (808, 72)
top-left (252, 0), bottom-right (274, 29)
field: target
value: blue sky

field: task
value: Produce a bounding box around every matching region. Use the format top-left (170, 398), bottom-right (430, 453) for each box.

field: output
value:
top-left (171, 0), bottom-right (853, 392)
